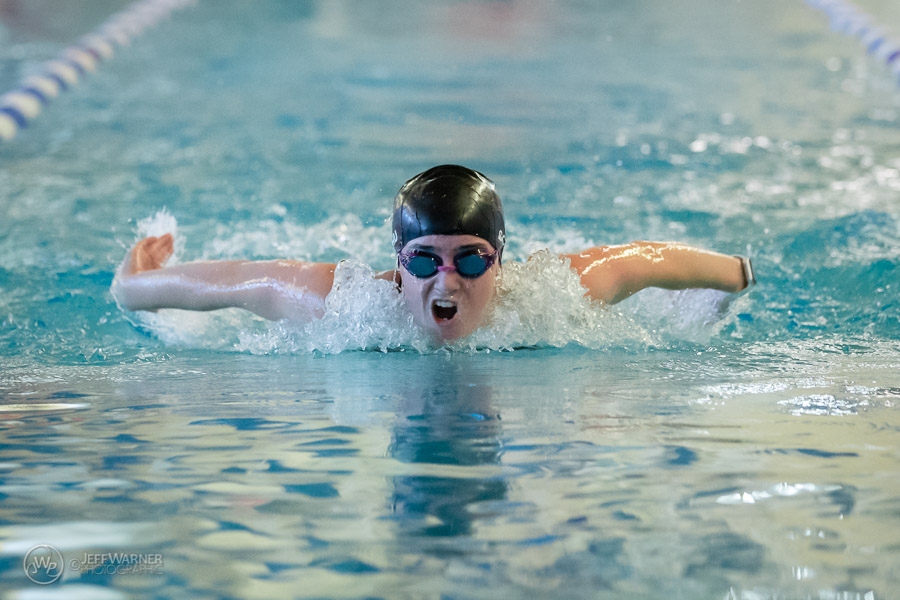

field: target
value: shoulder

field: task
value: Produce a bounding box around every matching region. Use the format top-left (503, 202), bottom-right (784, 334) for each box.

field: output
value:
top-left (374, 269), bottom-right (398, 283)
top-left (558, 245), bottom-right (632, 304)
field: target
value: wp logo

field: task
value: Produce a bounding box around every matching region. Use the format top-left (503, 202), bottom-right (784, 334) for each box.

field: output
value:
top-left (23, 545), bottom-right (64, 585)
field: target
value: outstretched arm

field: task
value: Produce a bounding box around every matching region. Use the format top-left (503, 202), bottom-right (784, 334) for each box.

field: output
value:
top-left (565, 241), bottom-right (753, 305)
top-left (112, 234), bottom-right (337, 321)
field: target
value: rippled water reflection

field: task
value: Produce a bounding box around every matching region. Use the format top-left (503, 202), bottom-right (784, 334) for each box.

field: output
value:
top-left (2, 347), bottom-right (898, 598)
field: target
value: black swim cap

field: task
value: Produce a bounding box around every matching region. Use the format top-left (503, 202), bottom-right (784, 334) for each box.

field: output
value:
top-left (391, 165), bottom-right (505, 253)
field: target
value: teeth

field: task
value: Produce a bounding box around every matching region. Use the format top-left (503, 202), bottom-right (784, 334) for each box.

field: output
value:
top-left (435, 300), bottom-right (455, 307)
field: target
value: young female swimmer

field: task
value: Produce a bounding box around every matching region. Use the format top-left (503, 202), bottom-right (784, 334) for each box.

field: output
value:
top-left (112, 165), bottom-right (755, 342)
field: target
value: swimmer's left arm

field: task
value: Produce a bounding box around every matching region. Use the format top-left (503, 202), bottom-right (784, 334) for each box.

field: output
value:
top-left (565, 241), bottom-right (753, 305)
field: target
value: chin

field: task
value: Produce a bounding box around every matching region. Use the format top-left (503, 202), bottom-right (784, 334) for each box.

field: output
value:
top-left (429, 324), bottom-right (469, 342)
top-left (436, 329), bottom-right (469, 342)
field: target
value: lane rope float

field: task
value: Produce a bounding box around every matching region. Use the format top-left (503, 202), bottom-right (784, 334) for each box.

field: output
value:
top-left (0, 0), bottom-right (196, 143)
top-left (806, 0), bottom-right (900, 83)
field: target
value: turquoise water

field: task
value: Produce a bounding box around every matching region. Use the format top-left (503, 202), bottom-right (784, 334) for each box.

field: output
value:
top-left (1, 0), bottom-right (899, 598)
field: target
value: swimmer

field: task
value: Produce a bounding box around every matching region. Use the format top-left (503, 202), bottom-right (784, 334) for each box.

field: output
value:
top-left (112, 164), bottom-right (755, 342)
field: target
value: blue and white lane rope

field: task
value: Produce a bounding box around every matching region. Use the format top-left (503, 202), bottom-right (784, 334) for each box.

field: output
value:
top-left (0, 0), bottom-right (196, 143)
top-left (806, 0), bottom-right (900, 83)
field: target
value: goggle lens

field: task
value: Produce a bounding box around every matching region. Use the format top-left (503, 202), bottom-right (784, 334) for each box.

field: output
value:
top-left (404, 254), bottom-right (442, 278)
top-left (455, 252), bottom-right (492, 277)
top-left (400, 249), bottom-right (497, 279)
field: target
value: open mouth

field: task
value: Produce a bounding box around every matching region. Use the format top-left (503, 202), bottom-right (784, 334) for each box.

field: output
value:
top-left (432, 299), bottom-right (458, 321)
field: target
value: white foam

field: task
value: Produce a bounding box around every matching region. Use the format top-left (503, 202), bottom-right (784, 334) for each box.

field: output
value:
top-left (462, 250), bottom-right (651, 351)
top-left (236, 259), bottom-right (429, 354)
top-left (621, 286), bottom-right (745, 344)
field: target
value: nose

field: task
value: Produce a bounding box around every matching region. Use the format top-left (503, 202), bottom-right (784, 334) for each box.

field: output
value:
top-left (433, 266), bottom-right (463, 292)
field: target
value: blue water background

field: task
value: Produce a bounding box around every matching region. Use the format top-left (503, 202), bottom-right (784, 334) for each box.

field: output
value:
top-left (1, 1), bottom-right (899, 598)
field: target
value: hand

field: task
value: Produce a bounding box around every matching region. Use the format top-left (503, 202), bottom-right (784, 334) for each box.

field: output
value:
top-left (129, 234), bottom-right (174, 274)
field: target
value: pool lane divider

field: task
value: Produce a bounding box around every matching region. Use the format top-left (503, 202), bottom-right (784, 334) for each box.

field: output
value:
top-left (806, 0), bottom-right (900, 83)
top-left (0, 0), bottom-right (196, 143)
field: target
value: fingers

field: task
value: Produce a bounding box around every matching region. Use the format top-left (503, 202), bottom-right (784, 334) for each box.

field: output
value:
top-left (130, 233), bottom-right (175, 273)
top-left (151, 233), bottom-right (174, 258)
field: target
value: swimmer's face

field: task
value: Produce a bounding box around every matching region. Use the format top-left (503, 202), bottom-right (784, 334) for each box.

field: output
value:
top-left (397, 234), bottom-right (499, 342)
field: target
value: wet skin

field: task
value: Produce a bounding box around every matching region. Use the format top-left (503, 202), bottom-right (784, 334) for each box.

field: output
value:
top-left (396, 234), bottom-right (499, 342)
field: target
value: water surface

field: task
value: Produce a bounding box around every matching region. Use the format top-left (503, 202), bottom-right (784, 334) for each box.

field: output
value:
top-left (1, 0), bottom-right (899, 598)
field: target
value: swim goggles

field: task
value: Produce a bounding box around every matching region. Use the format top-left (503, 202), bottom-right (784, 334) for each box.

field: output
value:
top-left (398, 248), bottom-right (499, 279)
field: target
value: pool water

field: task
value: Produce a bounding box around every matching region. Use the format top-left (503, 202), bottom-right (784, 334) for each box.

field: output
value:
top-left (1, 0), bottom-right (899, 598)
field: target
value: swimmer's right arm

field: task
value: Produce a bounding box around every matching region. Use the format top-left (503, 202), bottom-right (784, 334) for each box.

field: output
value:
top-left (112, 234), bottom-right (337, 321)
